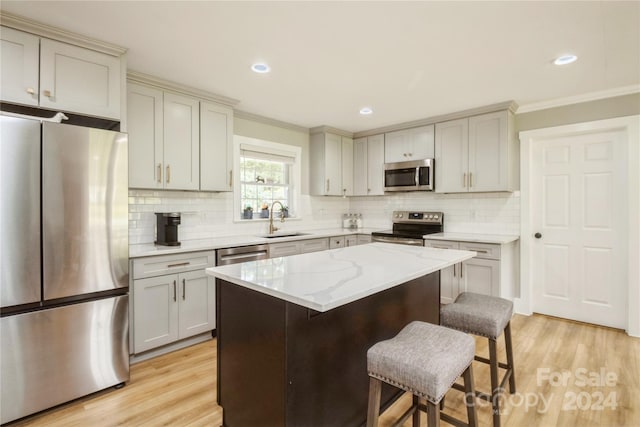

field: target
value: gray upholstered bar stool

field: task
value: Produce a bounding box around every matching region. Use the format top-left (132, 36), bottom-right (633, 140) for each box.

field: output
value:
top-left (366, 321), bottom-right (478, 427)
top-left (440, 292), bottom-right (515, 427)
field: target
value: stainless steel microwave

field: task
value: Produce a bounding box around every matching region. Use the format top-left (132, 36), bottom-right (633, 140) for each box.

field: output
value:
top-left (384, 159), bottom-right (434, 192)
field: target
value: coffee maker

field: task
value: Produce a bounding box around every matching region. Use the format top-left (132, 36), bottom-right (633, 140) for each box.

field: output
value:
top-left (155, 212), bottom-right (181, 246)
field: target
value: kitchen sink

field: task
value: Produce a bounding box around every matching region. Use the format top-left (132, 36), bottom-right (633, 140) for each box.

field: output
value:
top-left (258, 232), bottom-right (311, 239)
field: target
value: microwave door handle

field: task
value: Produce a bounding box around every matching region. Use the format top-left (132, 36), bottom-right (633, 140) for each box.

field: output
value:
top-left (415, 167), bottom-right (420, 186)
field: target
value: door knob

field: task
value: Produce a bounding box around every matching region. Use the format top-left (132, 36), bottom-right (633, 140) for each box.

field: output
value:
top-left (534, 233), bottom-right (542, 239)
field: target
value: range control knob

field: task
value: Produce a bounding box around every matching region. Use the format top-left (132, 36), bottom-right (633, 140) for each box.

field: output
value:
top-left (434, 215), bottom-right (439, 220)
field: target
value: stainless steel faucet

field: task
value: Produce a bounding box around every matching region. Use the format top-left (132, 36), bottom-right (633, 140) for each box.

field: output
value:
top-left (269, 201), bottom-right (286, 234)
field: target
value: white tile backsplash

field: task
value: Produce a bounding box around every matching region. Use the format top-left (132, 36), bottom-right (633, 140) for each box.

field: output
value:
top-left (129, 190), bottom-right (519, 245)
top-left (348, 191), bottom-right (520, 235)
top-left (128, 190), bottom-right (350, 244)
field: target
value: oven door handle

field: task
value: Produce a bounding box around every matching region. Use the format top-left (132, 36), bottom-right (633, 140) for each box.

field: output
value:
top-left (373, 236), bottom-right (424, 246)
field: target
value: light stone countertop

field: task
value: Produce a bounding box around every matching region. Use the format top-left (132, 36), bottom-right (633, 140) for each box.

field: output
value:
top-left (424, 232), bottom-right (519, 245)
top-left (206, 242), bottom-right (476, 312)
top-left (129, 227), bottom-right (380, 258)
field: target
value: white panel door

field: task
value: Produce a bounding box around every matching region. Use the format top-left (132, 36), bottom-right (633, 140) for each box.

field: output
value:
top-left (178, 270), bottom-right (215, 338)
top-left (439, 265), bottom-right (458, 304)
top-left (133, 275), bottom-right (179, 353)
top-left (200, 101), bottom-right (233, 191)
top-left (40, 38), bottom-right (121, 119)
top-left (0, 27), bottom-right (39, 106)
top-left (341, 137), bottom-right (353, 196)
top-left (435, 118), bottom-right (468, 193)
top-left (469, 111), bottom-right (508, 192)
top-left (410, 124), bottom-right (435, 159)
top-left (367, 134), bottom-right (385, 195)
top-left (384, 129), bottom-right (409, 163)
top-left (163, 92), bottom-right (200, 190)
top-left (127, 83), bottom-right (164, 189)
top-left (463, 258), bottom-right (500, 296)
top-left (324, 133), bottom-right (342, 196)
top-left (353, 137), bottom-right (368, 196)
top-left (532, 130), bottom-right (627, 328)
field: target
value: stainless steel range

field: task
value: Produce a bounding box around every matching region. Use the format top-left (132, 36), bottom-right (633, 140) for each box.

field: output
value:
top-left (371, 211), bottom-right (444, 246)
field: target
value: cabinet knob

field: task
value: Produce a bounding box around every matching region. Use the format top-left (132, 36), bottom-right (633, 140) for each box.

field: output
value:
top-left (43, 90), bottom-right (53, 98)
top-left (26, 87), bottom-right (35, 95)
top-left (534, 232), bottom-right (542, 239)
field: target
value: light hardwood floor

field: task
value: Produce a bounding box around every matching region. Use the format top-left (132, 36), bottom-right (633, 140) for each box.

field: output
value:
top-left (8, 314), bottom-right (640, 427)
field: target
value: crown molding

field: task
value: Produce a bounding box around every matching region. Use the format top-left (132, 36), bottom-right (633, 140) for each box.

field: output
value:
top-left (309, 125), bottom-right (353, 137)
top-left (0, 10), bottom-right (126, 56)
top-left (127, 70), bottom-right (239, 107)
top-left (516, 85), bottom-right (640, 114)
top-left (234, 110), bottom-right (309, 134)
top-left (353, 101), bottom-right (518, 138)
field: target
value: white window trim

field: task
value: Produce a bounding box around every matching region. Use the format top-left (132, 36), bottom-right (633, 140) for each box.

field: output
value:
top-left (233, 135), bottom-right (302, 223)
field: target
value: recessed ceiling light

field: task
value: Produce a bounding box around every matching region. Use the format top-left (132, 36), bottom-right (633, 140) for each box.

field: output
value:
top-left (553, 54), bottom-right (578, 66)
top-left (359, 107), bottom-right (373, 115)
top-left (251, 63), bottom-right (270, 73)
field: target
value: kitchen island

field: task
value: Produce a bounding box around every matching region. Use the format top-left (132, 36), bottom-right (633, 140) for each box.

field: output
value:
top-left (206, 243), bottom-right (475, 427)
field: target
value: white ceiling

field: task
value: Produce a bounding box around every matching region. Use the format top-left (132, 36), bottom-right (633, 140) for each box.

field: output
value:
top-left (2, 1), bottom-right (639, 132)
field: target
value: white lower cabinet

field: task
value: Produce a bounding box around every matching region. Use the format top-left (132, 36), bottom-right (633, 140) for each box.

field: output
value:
top-left (357, 235), bottom-right (372, 245)
top-left (268, 234), bottom-right (371, 258)
top-left (330, 236), bottom-right (345, 249)
top-left (132, 251), bottom-right (215, 354)
top-left (424, 240), bottom-right (507, 304)
top-left (269, 238), bottom-right (329, 258)
top-left (345, 235), bottom-right (358, 247)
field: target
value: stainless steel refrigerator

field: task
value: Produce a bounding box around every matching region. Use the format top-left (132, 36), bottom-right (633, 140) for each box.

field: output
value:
top-left (0, 115), bottom-right (129, 424)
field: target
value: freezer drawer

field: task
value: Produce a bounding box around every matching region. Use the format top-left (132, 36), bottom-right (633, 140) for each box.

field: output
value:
top-left (0, 295), bottom-right (129, 424)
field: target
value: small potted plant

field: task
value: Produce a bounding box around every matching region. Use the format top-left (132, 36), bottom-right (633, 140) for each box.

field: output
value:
top-left (260, 203), bottom-right (270, 218)
top-left (243, 205), bottom-right (253, 220)
top-left (281, 206), bottom-right (289, 218)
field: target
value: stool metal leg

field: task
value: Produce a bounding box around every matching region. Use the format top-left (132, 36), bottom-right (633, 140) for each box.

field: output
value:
top-left (489, 338), bottom-right (501, 427)
top-left (504, 322), bottom-right (516, 393)
top-left (426, 400), bottom-right (440, 427)
top-left (366, 377), bottom-right (382, 427)
top-left (463, 365), bottom-right (478, 427)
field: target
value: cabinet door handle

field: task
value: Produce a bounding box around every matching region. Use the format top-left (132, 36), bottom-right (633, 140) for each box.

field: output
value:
top-left (168, 262), bottom-right (190, 268)
top-left (463, 173), bottom-right (467, 188)
top-left (173, 280), bottom-right (177, 302)
top-left (453, 263), bottom-right (456, 277)
top-left (26, 87), bottom-right (35, 95)
top-left (326, 179), bottom-right (330, 192)
top-left (157, 164), bottom-right (162, 183)
top-left (229, 170), bottom-right (233, 187)
top-left (166, 165), bottom-right (171, 183)
top-left (43, 89), bottom-right (53, 98)
top-left (469, 172), bottom-right (473, 188)
top-left (182, 278), bottom-right (186, 300)
top-left (460, 263), bottom-right (464, 279)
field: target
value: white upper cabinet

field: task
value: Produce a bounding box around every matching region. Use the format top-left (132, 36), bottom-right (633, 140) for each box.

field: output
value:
top-left (39, 39), bottom-right (121, 119)
top-left (127, 79), bottom-right (234, 192)
top-left (310, 131), bottom-right (351, 196)
top-left (341, 136), bottom-right (354, 196)
top-left (435, 118), bottom-right (469, 193)
top-left (384, 124), bottom-right (435, 163)
top-left (353, 134), bottom-right (385, 196)
top-left (0, 27), bottom-right (39, 106)
top-left (435, 110), bottom-right (517, 193)
top-left (0, 26), bottom-right (123, 119)
top-left (200, 101), bottom-right (233, 191)
top-left (128, 83), bottom-right (164, 189)
top-left (162, 92), bottom-right (200, 190)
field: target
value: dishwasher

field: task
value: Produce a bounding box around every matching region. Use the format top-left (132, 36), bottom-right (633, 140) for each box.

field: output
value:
top-left (216, 244), bottom-right (270, 265)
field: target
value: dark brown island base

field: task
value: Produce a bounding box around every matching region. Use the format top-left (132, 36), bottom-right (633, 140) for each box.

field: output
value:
top-left (215, 272), bottom-right (440, 427)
